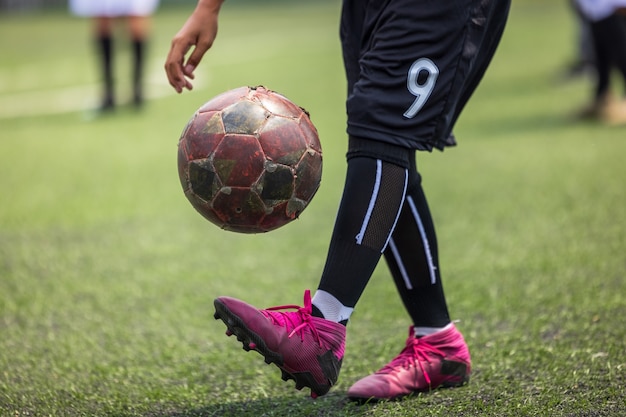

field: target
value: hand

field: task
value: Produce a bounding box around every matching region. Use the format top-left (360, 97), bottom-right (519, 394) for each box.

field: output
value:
top-left (164, 0), bottom-right (224, 93)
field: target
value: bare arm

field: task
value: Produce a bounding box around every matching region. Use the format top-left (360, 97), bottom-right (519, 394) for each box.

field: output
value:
top-left (164, 0), bottom-right (225, 93)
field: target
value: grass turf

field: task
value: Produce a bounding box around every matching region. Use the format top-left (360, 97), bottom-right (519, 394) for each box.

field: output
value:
top-left (1, 1), bottom-right (625, 416)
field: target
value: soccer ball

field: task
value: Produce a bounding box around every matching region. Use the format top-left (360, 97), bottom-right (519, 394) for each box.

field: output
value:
top-left (177, 86), bottom-right (323, 233)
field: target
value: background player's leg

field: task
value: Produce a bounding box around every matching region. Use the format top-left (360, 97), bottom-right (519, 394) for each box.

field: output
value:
top-left (589, 18), bottom-right (612, 101)
top-left (128, 15), bottom-right (150, 108)
top-left (584, 14), bottom-right (626, 123)
top-left (95, 17), bottom-right (115, 110)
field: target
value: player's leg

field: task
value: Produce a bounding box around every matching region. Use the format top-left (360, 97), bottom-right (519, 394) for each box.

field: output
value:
top-left (94, 16), bottom-right (115, 111)
top-left (347, 154), bottom-right (471, 401)
top-left (616, 14), bottom-right (626, 89)
top-left (583, 16), bottom-right (612, 118)
top-left (384, 154), bottom-right (450, 332)
top-left (345, 0), bottom-right (510, 402)
top-left (587, 13), bottom-right (626, 124)
top-left (128, 15), bottom-right (150, 108)
top-left (312, 138), bottom-right (410, 321)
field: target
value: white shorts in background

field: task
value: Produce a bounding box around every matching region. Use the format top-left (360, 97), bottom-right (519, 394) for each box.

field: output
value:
top-left (69, 0), bottom-right (160, 17)
top-left (575, 0), bottom-right (626, 21)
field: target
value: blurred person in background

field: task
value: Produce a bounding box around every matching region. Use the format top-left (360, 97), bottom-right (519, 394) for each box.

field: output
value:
top-left (70, 0), bottom-right (160, 112)
top-left (574, 0), bottom-right (626, 125)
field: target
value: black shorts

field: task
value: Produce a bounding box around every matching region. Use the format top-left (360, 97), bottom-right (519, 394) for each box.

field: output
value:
top-left (341, 0), bottom-right (511, 152)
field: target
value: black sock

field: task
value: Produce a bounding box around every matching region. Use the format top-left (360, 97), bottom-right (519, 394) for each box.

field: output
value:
top-left (383, 155), bottom-right (451, 327)
top-left (97, 35), bottom-right (114, 108)
top-left (132, 38), bottom-right (145, 106)
top-left (317, 156), bottom-right (408, 307)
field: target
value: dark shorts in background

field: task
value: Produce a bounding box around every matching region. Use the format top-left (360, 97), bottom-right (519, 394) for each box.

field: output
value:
top-left (341, 0), bottom-right (511, 151)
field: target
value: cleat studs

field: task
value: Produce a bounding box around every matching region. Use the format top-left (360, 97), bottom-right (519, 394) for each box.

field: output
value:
top-left (225, 329), bottom-right (233, 336)
top-left (280, 370), bottom-right (295, 382)
top-left (310, 391), bottom-right (318, 399)
top-left (248, 342), bottom-right (257, 350)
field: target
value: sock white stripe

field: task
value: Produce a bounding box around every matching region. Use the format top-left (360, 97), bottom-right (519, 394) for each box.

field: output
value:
top-left (355, 159), bottom-right (382, 245)
top-left (381, 168), bottom-right (409, 252)
top-left (407, 195), bottom-right (437, 284)
top-left (388, 237), bottom-right (413, 290)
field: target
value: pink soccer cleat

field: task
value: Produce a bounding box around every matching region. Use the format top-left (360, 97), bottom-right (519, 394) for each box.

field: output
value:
top-left (213, 290), bottom-right (346, 398)
top-left (347, 324), bottom-right (471, 402)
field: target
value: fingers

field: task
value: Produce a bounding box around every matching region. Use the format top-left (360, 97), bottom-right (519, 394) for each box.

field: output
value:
top-left (165, 40), bottom-right (193, 93)
top-left (184, 42), bottom-right (209, 77)
top-left (183, 64), bottom-right (195, 78)
top-left (165, 36), bottom-right (214, 93)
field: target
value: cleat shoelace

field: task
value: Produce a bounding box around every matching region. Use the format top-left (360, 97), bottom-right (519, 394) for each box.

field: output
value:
top-left (380, 336), bottom-right (446, 388)
top-left (261, 290), bottom-right (324, 348)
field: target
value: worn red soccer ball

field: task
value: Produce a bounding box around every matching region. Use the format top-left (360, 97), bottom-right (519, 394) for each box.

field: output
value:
top-left (177, 86), bottom-right (323, 233)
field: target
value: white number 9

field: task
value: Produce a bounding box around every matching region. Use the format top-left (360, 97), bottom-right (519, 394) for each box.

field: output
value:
top-left (403, 58), bottom-right (439, 119)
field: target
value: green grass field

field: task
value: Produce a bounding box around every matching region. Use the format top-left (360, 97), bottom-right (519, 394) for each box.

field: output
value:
top-left (1, 1), bottom-right (625, 416)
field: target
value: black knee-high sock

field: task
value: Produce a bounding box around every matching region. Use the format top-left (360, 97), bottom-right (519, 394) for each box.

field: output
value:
top-left (316, 156), bottom-right (408, 308)
top-left (383, 155), bottom-right (450, 328)
top-left (589, 14), bottom-right (626, 99)
top-left (132, 38), bottom-right (145, 106)
top-left (97, 35), bottom-right (114, 108)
